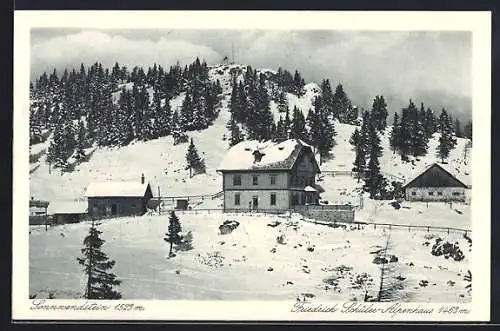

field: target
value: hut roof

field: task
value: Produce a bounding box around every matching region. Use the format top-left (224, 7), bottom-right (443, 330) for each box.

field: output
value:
top-left (47, 200), bottom-right (88, 215)
top-left (85, 182), bottom-right (151, 198)
top-left (402, 163), bottom-right (469, 189)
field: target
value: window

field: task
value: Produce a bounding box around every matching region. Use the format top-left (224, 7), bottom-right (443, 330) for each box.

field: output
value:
top-left (233, 175), bottom-right (241, 186)
top-left (270, 193), bottom-right (276, 206)
top-left (253, 175), bottom-right (258, 185)
top-left (437, 192), bottom-right (443, 196)
top-left (234, 193), bottom-right (240, 205)
top-left (411, 191), bottom-right (416, 196)
top-left (452, 192), bottom-right (461, 196)
top-left (270, 175), bottom-right (276, 185)
top-left (428, 191), bottom-right (434, 196)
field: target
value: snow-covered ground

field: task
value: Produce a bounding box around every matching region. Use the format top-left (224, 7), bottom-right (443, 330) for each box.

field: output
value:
top-left (29, 212), bottom-right (472, 302)
top-left (28, 63), bottom-right (473, 301)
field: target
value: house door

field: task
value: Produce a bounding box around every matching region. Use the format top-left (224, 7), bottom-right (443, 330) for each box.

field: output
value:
top-left (252, 196), bottom-right (258, 209)
top-left (111, 204), bottom-right (118, 215)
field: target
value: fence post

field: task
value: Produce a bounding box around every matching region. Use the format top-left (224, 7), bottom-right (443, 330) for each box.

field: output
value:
top-left (374, 224), bottom-right (376, 230)
top-left (389, 224), bottom-right (392, 231)
top-left (408, 225), bottom-right (411, 232)
top-left (427, 226), bottom-right (430, 233)
top-left (447, 228), bottom-right (450, 235)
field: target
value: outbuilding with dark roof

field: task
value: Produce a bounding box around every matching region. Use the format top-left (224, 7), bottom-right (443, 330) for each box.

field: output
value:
top-left (402, 163), bottom-right (469, 202)
top-left (85, 178), bottom-right (153, 219)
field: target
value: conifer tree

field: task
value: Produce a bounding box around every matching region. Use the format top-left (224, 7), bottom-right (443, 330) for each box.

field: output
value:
top-left (229, 75), bottom-right (240, 121)
top-left (164, 211), bottom-right (182, 257)
top-left (436, 108), bottom-right (457, 162)
top-left (364, 122), bottom-right (385, 199)
top-left (293, 70), bottom-right (306, 96)
top-left (290, 106), bottom-right (308, 142)
top-left (227, 116), bottom-right (244, 147)
top-left (307, 107), bottom-right (321, 152)
top-left (47, 122), bottom-right (67, 169)
top-left (424, 107), bottom-right (437, 138)
top-left (284, 105), bottom-right (291, 137)
top-left (412, 104), bottom-right (428, 157)
top-left (398, 102), bottom-right (412, 160)
top-left (29, 103), bottom-right (42, 144)
top-left (371, 95), bottom-right (389, 131)
top-left (116, 88), bottom-right (135, 145)
top-left (332, 83), bottom-right (352, 123)
top-left (171, 110), bottom-right (187, 145)
top-left (274, 116), bottom-right (289, 142)
top-left (351, 128), bottom-right (367, 183)
top-left (349, 128), bottom-right (360, 147)
top-left (180, 91), bottom-right (194, 131)
top-left (277, 90), bottom-right (288, 113)
top-left (74, 119), bottom-right (87, 161)
top-left (316, 109), bottom-right (336, 165)
top-left (389, 112), bottom-right (400, 154)
top-left (77, 220), bottom-right (122, 299)
top-left (319, 79), bottom-right (334, 118)
top-left (185, 138), bottom-right (205, 177)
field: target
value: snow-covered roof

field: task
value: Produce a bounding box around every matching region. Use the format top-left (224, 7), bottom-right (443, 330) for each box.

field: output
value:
top-left (47, 200), bottom-right (88, 215)
top-left (217, 139), bottom-right (315, 172)
top-left (85, 182), bottom-right (151, 198)
top-left (403, 162), bottom-right (470, 188)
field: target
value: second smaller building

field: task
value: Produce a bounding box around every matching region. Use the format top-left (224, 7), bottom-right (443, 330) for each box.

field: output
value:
top-left (402, 163), bottom-right (469, 202)
top-left (85, 180), bottom-right (153, 218)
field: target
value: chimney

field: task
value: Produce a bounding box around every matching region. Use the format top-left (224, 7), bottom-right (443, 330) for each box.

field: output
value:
top-left (252, 150), bottom-right (265, 163)
top-left (141, 173), bottom-right (145, 184)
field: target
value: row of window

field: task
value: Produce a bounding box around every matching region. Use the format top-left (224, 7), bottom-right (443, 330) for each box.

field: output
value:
top-left (234, 192), bottom-right (277, 206)
top-left (233, 174), bottom-right (276, 186)
top-left (411, 191), bottom-right (462, 196)
top-left (232, 174), bottom-right (314, 186)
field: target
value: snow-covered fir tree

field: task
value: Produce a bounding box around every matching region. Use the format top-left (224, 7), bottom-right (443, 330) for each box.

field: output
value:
top-left (290, 106), bottom-right (308, 142)
top-left (77, 221), bottom-right (122, 299)
top-left (227, 115), bottom-right (244, 147)
top-left (74, 119), bottom-right (87, 161)
top-left (389, 112), bottom-right (400, 154)
top-left (364, 121), bottom-right (385, 199)
top-left (371, 95), bottom-right (388, 131)
top-left (436, 108), bottom-right (457, 162)
top-left (164, 211), bottom-right (182, 257)
top-left (185, 138), bottom-right (206, 178)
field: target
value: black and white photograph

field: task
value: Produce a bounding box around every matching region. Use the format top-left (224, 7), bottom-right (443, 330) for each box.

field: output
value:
top-left (13, 11), bottom-right (491, 321)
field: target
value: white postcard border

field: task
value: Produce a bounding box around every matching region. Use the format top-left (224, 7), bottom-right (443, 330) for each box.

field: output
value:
top-left (13, 10), bottom-right (491, 321)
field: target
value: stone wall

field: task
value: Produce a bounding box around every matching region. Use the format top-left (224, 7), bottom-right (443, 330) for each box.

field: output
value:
top-left (295, 205), bottom-right (355, 223)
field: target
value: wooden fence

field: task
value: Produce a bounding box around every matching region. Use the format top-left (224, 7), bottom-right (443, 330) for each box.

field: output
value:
top-left (157, 191), bottom-right (224, 204)
top-left (305, 218), bottom-right (471, 236)
top-left (320, 170), bottom-right (404, 182)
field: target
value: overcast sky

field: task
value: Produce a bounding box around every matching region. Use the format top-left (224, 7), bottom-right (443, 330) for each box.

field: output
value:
top-left (31, 29), bottom-right (472, 121)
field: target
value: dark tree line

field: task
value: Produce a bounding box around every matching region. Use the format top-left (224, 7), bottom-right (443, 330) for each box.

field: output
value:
top-left (32, 58), bottom-right (223, 170)
top-left (269, 67), bottom-right (306, 97)
top-left (389, 100), bottom-right (460, 162)
top-left (227, 65), bottom-right (275, 143)
top-left (227, 71), bottom-right (342, 165)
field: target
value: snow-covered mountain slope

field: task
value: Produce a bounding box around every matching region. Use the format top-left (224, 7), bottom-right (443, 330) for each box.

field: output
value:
top-left (29, 63), bottom-right (472, 204)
